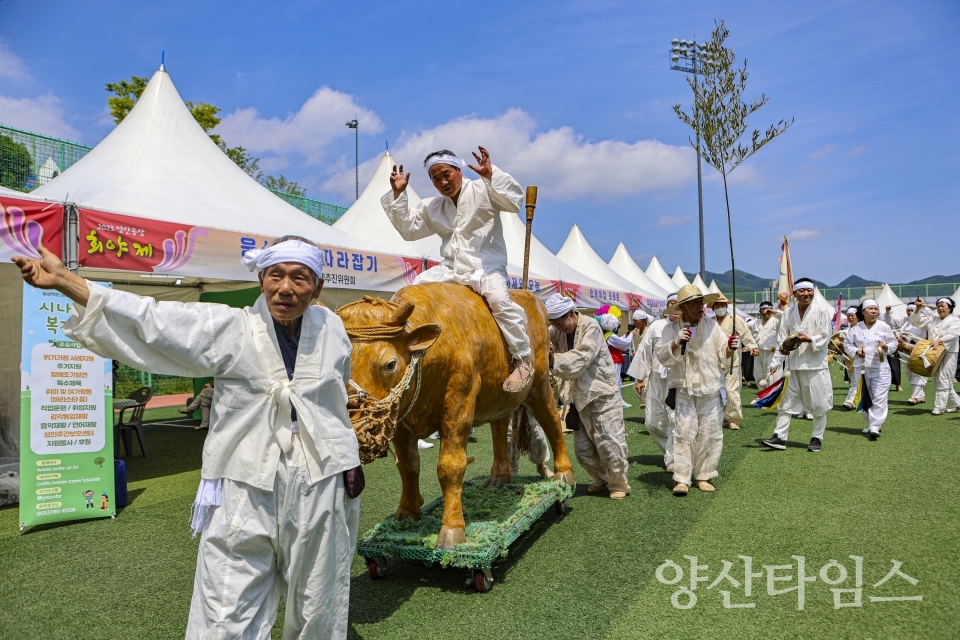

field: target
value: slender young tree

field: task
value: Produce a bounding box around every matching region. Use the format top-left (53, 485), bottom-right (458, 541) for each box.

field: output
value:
top-left (673, 19), bottom-right (793, 358)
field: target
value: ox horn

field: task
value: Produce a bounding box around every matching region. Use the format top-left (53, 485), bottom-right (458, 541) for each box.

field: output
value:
top-left (387, 301), bottom-right (415, 327)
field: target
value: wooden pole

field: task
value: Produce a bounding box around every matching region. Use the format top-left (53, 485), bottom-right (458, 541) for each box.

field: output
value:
top-left (522, 185), bottom-right (538, 289)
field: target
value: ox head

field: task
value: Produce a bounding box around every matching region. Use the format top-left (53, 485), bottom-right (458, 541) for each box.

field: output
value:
top-left (338, 297), bottom-right (441, 400)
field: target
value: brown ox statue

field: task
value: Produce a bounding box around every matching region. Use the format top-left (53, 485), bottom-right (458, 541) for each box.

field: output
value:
top-left (338, 282), bottom-right (575, 550)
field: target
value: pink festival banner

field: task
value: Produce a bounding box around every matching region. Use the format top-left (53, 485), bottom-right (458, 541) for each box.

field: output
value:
top-left (0, 195), bottom-right (63, 263)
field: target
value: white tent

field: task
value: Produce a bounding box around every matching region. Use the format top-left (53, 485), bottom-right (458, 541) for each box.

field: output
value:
top-left (644, 256), bottom-right (678, 294)
top-left (952, 284), bottom-right (960, 305)
top-left (333, 151), bottom-right (441, 262)
top-left (672, 266), bottom-right (691, 289)
top-left (875, 283), bottom-right (907, 320)
top-left (607, 243), bottom-right (671, 301)
top-left (708, 279), bottom-right (722, 294)
top-left (33, 66), bottom-right (405, 290)
top-left (814, 287), bottom-right (837, 316)
top-left (692, 273), bottom-right (709, 295)
top-left (556, 225), bottom-right (663, 309)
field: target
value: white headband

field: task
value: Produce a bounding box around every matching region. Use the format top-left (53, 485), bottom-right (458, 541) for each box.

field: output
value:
top-left (545, 293), bottom-right (576, 319)
top-left (666, 294), bottom-right (679, 304)
top-left (632, 310), bottom-right (649, 322)
top-left (937, 297), bottom-right (954, 307)
top-left (241, 240), bottom-right (324, 278)
top-left (906, 304), bottom-right (916, 310)
top-left (794, 279), bottom-right (814, 291)
top-left (860, 299), bottom-right (878, 309)
top-left (847, 307), bottom-right (858, 315)
top-left (424, 154), bottom-right (466, 172)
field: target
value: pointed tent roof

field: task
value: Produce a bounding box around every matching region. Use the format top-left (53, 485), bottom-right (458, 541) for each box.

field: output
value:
top-left (953, 284), bottom-right (960, 304)
top-left (333, 151), bottom-right (441, 261)
top-left (34, 66), bottom-right (389, 256)
top-left (607, 243), bottom-right (670, 300)
top-left (672, 266), bottom-right (691, 289)
top-left (645, 256), bottom-right (677, 293)
top-left (556, 225), bottom-right (663, 305)
top-left (708, 279), bottom-right (721, 294)
top-left (813, 287), bottom-right (836, 315)
top-left (692, 273), bottom-right (709, 294)
top-left (875, 283), bottom-right (906, 320)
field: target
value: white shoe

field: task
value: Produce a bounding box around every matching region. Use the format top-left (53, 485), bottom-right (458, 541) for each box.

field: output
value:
top-left (428, 432), bottom-right (440, 440)
top-left (622, 401), bottom-right (632, 409)
top-left (417, 439), bottom-right (434, 450)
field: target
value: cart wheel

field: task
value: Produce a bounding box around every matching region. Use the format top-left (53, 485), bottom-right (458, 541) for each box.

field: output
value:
top-left (367, 558), bottom-right (386, 580)
top-left (474, 569), bottom-right (494, 592)
top-left (555, 499), bottom-right (567, 514)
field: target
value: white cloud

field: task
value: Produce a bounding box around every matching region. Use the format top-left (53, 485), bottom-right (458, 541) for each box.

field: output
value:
top-left (0, 39), bottom-right (29, 82)
top-left (787, 227), bottom-right (828, 241)
top-left (647, 214), bottom-right (692, 229)
top-left (0, 93), bottom-right (79, 140)
top-left (809, 144), bottom-right (836, 160)
top-left (847, 144), bottom-right (866, 158)
top-left (214, 87), bottom-right (384, 164)
top-left (323, 108), bottom-right (694, 200)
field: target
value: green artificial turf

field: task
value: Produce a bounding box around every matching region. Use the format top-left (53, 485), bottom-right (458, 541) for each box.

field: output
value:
top-left (1, 368), bottom-right (958, 639)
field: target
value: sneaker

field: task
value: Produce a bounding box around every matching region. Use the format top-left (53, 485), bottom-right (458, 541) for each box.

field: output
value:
top-left (932, 410), bottom-right (943, 416)
top-left (862, 428), bottom-right (870, 434)
top-left (428, 431), bottom-right (440, 440)
top-left (622, 401), bottom-right (632, 409)
top-left (807, 437), bottom-right (822, 452)
top-left (947, 408), bottom-right (959, 414)
top-left (761, 435), bottom-right (787, 450)
top-left (868, 431), bottom-right (879, 441)
top-left (803, 412), bottom-right (813, 421)
top-left (417, 439), bottom-right (434, 450)
top-left (842, 403), bottom-right (854, 411)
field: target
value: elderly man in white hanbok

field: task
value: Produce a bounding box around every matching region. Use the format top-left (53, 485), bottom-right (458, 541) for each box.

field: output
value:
top-left (842, 307), bottom-right (862, 410)
top-left (761, 278), bottom-right (834, 453)
top-left (628, 294), bottom-right (679, 471)
top-left (886, 303), bottom-right (929, 404)
top-left (656, 285), bottom-right (736, 495)
top-left (845, 301), bottom-right (899, 439)
top-left (910, 297), bottom-right (960, 415)
top-left (382, 146), bottom-right (532, 393)
top-left (710, 294), bottom-right (759, 430)
top-left (14, 238), bottom-right (361, 640)
top-left (546, 294), bottom-right (631, 499)
top-left (754, 301), bottom-right (781, 388)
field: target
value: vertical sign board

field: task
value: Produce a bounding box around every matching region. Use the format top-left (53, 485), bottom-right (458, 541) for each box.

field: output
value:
top-left (19, 283), bottom-right (114, 530)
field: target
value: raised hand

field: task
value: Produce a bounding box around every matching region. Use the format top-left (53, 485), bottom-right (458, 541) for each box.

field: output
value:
top-left (13, 244), bottom-right (65, 290)
top-left (390, 165), bottom-right (410, 199)
top-left (467, 146), bottom-right (493, 181)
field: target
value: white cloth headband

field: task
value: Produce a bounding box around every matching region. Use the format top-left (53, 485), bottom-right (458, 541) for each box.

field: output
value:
top-left (794, 279), bottom-right (814, 290)
top-left (860, 299), bottom-right (878, 309)
top-left (545, 293), bottom-right (576, 319)
top-left (666, 294), bottom-right (679, 304)
top-left (847, 307), bottom-right (858, 314)
top-left (632, 310), bottom-right (649, 322)
top-left (906, 304), bottom-right (916, 310)
top-left (241, 240), bottom-right (324, 277)
top-left (424, 154), bottom-right (466, 172)
top-left (937, 297), bottom-right (954, 306)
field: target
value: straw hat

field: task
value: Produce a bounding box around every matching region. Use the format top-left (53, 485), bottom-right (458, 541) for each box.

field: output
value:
top-left (664, 284), bottom-right (721, 315)
top-left (710, 292), bottom-right (731, 307)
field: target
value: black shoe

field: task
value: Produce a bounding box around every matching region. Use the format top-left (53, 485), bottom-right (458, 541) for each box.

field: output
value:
top-left (761, 435), bottom-right (787, 450)
top-left (868, 431), bottom-right (879, 441)
top-left (807, 437), bottom-right (822, 452)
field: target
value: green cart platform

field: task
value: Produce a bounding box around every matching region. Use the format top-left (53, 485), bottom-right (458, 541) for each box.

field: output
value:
top-left (357, 476), bottom-right (574, 592)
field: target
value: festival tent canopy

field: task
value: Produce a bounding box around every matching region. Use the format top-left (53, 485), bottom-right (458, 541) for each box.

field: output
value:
top-left (708, 280), bottom-right (721, 294)
top-left (671, 266), bottom-right (691, 289)
top-left (607, 244), bottom-right (671, 300)
top-left (644, 256), bottom-right (678, 294)
top-left (32, 66), bottom-right (411, 292)
top-left (556, 225), bottom-right (664, 309)
top-left (692, 273), bottom-right (709, 294)
top-left (813, 287), bottom-right (836, 315)
top-left (333, 151), bottom-right (442, 262)
top-left (874, 283), bottom-right (907, 320)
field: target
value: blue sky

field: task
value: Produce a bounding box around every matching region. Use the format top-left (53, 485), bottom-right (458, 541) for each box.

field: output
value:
top-left (1, 0), bottom-right (957, 284)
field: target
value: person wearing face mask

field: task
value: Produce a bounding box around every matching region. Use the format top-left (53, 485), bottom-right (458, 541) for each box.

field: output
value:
top-left (844, 300), bottom-right (898, 440)
top-left (909, 297), bottom-right (960, 415)
top-left (709, 294), bottom-right (759, 430)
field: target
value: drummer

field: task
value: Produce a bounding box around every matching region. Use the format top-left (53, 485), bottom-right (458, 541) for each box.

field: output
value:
top-left (909, 297), bottom-right (960, 415)
top-left (844, 300), bottom-right (898, 440)
top-left (841, 306), bottom-right (861, 410)
top-left (886, 303), bottom-right (929, 405)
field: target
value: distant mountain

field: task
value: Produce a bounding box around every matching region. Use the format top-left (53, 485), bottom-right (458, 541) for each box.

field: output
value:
top-left (904, 274), bottom-right (960, 285)
top-left (686, 270), bottom-right (828, 293)
top-left (683, 270), bottom-right (959, 292)
top-left (834, 275), bottom-right (881, 288)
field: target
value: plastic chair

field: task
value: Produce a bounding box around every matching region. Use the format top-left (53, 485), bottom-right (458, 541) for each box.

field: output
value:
top-left (116, 386), bottom-right (154, 458)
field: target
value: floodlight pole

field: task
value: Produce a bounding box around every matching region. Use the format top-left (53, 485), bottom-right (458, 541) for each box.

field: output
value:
top-left (346, 119), bottom-right (359, 200)
top-left (670, 39), bottom-right (706, 280)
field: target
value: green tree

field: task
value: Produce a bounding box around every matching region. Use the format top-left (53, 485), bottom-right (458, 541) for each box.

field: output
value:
top-left (672, 20), bottom-right (792, 337)
top-left (262, 174), bottom-right (306, 197)
top-left (105, 76), bottom-right (149, 124)
top-left (0, 135), bottom-right (34, 191)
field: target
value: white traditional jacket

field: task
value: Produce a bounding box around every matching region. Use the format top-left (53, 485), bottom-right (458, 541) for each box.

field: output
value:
top-left (910, 311), bottom-right (960, 354)
top-left (64, 283), bottom-right (360, 491)
top-left (844, 320), bottom-right (899, 370)
top-left (627, 318), bottom-right (670, 381)
top-left (656, 316), bottom-right (730, 397)
top-left (754, 316), bottom-right (781, 353)
top-left (770, 303), bottom-right (832, 371)
top-left (380, 165), bottom-right (523, 277)
top-left (550, 313), bottom-right (619, 409)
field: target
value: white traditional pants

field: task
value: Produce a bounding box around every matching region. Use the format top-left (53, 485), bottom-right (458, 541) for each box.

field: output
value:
top-left (907, 370), bottom-right (928, 401)
top-left (416, 265), bottom-right (530, 359)
top-left (932, 351), bottom-right (960, 412)
top-left (186, 434), bottom-right (360, 640)
top-left (644, 372), bottom-right (675, 468)
top-left (723, 369), bottom-right (743, 424)
top-left (844, 365), bottom-right (862, 406)
top-left (508, 412), bottom-right (551, 474)
top-left (575, 395), bottom-right (631, 493)
top-left (755, 349), bottom-right (776, 389)
top-left (774, 368), bottom-right (833, 442)
top-left (861, 365), bottom-right (891, 434)
top-left (672, 390), bottom-right (724, 486)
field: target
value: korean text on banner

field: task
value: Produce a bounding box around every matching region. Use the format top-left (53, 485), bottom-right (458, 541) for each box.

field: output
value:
top-left (19, 283), bottom-right (114, 530)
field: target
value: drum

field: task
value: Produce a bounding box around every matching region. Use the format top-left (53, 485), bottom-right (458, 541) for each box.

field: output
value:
top-left (907, 339), bottom-right (944, 377)
top-left (827, 331), bottom-right (853, 372)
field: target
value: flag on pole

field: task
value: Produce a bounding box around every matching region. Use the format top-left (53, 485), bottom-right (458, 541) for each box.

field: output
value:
top-left (752, 374), bottom-right (788, 410)
top-left (833, 293), bottom-right (844, 333)
top-left (853, 374), bottom-right (874, 412)
top-left (777, 236), bottom-right (794, 310)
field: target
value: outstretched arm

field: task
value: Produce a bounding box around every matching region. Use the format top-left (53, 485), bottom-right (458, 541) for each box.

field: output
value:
top-left (381, 164), bottom-right (434, 241)
top-left (13, 245), bottom-right (89, 306)
top-left (469, 146), bottom-right (522, 214)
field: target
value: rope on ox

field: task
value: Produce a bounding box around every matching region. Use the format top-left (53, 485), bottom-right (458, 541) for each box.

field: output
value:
top-left (341, 297), bottom-right (424, 464)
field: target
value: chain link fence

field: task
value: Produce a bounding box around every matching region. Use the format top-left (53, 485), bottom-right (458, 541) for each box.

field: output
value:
top-left (268, 189), bottom-right (348, 225)
top-left (0, 124), bottom-right (92, 192)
